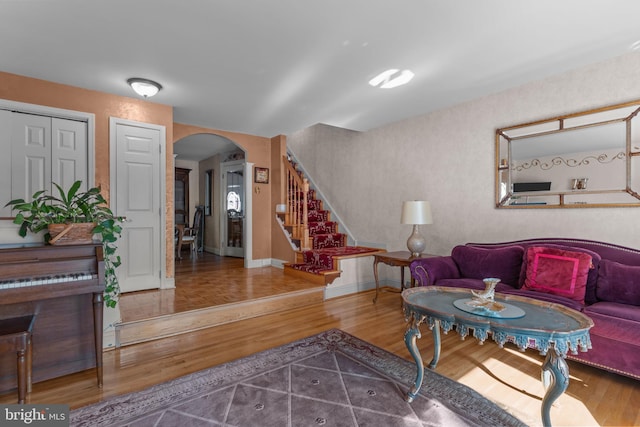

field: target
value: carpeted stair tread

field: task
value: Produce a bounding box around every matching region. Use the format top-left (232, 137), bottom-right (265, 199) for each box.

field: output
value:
top-left (307, 210), bottom-right (330, 222)
top-left (308, 221), bottom-right (337, 235)
top-left (286, 263), bottom-right (337, 274)
top-left (312, 233), bottom-right (345, 249)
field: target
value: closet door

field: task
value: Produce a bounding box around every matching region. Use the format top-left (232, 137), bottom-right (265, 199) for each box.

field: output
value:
top-left (52, 118), bottom-right (88, 192)
top-left (9, 113), bottom-right (88, 201)
top-left (11, 112), bottom-right (51, 201)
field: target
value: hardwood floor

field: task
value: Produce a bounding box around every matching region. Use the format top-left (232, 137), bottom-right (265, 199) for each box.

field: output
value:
top-left (1, 253), bottom-right (638, 426)
top-left (119, 252), bottom-right (321, 322)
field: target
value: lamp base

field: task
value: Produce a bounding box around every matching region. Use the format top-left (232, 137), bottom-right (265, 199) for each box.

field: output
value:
top-left (406, 224), bottom-right (426, 258)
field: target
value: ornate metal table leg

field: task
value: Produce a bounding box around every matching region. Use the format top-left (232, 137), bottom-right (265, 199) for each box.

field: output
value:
top-left (427, 320), bottom-right (441, 369)
top-left (405, 315), bottom-right (442, 403)
top-left (404, 315), bottom-right (423, 403)
top-left (540, 349), bottom-right (569, 427)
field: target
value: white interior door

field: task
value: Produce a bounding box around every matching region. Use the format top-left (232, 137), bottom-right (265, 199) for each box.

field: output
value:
top-left (11, 112), bottom-right (51, 200)
top-left (222, 161), bottom-right (245, 258)
top-left (111, 119), bottom-right (164, 293)
top-left (52, 117), bottom-right (87, 192)
top-left (10, 113), bottom-right (88, 199)
top-left (0, 110), bottom-right (11, 217)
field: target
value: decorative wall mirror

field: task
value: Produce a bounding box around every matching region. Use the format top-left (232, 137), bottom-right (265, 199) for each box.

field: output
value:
top-left (496, 100), bottom-right (640, 208)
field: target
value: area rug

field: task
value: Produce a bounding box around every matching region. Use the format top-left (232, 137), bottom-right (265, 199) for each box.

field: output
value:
top-left (71, 329), bottom-right (525, 427)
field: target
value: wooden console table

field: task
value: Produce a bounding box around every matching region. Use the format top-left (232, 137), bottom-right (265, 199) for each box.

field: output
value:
top-left (372, 251), bottom-right (435, 303)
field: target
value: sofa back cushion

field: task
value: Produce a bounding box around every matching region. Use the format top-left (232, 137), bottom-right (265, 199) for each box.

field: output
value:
top-left (522, 246), bottom-right (593, 304)
top-left (451, 245), bottom-right (524, 287)
top-left (518, 244), bottom-right (601, 304)
top-left (596, 259), bottom-right (640, 306)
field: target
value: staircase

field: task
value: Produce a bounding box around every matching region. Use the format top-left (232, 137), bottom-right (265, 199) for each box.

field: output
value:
top-left (281, 156), bottom-right (382, 285)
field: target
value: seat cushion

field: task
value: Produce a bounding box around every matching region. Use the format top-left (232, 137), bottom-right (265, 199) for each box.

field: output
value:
top-left (521, 246), bottom-right (593, 304)
top-left (501, 288), bottom-right (585, 312)
top-left (451, 245), bottom-right (524, 287)
top-left (568, 309), bottom-right (640, 380)
top-left (586, 301), bottom-right (640, 322)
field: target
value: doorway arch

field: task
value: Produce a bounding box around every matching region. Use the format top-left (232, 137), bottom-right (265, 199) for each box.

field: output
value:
top-left (172, 122), bottom-right (279, 273)
top-left (173, 132), bottom-right (250, 264)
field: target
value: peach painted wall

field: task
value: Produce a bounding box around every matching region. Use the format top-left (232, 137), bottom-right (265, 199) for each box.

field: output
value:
top-left (270, 135), bottom-right (295, 263)
top-left (0, 71), bottom-right (176, 276)
top-left (173, 123), bottom-right (279, 261)
top-left (0, 71), bottom-right (293, 275)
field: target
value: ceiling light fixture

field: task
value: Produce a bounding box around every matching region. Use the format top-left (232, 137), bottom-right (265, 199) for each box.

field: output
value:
top-left (127, 77), bottom-right (162, 98)
top-left (369, 69), bottom-right (415, 89)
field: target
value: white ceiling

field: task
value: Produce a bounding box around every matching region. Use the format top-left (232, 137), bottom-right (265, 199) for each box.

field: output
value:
top-left (2, 1), bottom-right (640, 160)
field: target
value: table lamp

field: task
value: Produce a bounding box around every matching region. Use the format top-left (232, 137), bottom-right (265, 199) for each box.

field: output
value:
top-left (401, 201), bottom-right (433, 257)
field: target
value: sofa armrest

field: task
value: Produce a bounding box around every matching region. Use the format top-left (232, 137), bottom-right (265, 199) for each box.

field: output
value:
top-left (410, 256), bottom-right (460, 287)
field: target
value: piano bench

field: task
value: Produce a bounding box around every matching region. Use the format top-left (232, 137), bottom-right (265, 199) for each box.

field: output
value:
top-left (0, 315), bottom-right (35, 404)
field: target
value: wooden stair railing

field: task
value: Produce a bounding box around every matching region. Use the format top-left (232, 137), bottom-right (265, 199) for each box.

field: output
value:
top-left (284, 156), bottom-right (312, 250)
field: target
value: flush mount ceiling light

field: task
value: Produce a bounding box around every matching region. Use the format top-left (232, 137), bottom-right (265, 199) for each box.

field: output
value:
top-left (127, 77), bottom-right (162, 98)
top-left (368, 69), bottom-right (415, 89)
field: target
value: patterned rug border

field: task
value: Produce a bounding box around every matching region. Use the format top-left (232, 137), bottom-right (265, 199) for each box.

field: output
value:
top-left (71, 329), bottom-right (525, 426)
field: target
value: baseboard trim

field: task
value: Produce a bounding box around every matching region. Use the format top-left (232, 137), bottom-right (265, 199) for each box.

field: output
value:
top-left (246, 257), bottom-right (272, 268)
top-left (271, 259), bottom-right (287, 269)
top-left (161, 277), bottom-right (175, 290)
top-left (324, 278), bottom-right (401, 299)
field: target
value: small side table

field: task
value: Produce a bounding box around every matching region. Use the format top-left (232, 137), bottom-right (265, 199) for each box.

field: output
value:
top-left (372, 251), bottom-right (436, 303)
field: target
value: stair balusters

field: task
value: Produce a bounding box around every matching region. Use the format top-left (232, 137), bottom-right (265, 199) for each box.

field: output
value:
top-left (284, 156), bottom-right (311, 249)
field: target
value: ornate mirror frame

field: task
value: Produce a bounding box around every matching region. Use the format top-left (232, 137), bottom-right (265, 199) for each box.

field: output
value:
top-left (496, 99), bottom-right (640, 208)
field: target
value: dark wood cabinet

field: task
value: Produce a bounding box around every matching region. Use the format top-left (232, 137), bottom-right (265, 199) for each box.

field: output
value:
top-left (174, 167), bottom-right (190, 225)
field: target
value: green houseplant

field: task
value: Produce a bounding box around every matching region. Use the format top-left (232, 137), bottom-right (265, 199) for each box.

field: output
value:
top-left (4, 180), bottom-right (124, 308)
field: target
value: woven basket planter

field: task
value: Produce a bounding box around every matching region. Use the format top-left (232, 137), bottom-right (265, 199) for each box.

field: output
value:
top-left (48, 222), bottom-right (96, 245)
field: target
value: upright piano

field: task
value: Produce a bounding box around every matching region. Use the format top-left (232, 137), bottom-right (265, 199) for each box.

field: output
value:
top-left (0, 243), bottom-right (104, 394)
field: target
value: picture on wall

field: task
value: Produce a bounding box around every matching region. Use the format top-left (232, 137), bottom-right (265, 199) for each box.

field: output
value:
top-left (254, 167), bottom-right (269, 184)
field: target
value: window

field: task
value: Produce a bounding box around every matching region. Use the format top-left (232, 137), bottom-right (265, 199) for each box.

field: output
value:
top-left (227, 191), bottom-right (241, 212)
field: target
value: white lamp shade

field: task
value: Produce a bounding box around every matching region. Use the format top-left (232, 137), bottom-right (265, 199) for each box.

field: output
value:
top-left (401, 201), bottom-right (433, 225)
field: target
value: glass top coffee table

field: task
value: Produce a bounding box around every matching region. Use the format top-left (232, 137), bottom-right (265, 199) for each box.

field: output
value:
top-left (402, 286), bottom-right (593, 427)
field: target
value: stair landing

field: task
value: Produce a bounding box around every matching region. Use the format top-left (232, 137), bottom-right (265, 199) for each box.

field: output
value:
top-left (284, 246), bottom-right (385, 285)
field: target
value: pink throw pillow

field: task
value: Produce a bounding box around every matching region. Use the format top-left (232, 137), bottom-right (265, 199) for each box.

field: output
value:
top-left (522, 246), bottom-right (593, 304)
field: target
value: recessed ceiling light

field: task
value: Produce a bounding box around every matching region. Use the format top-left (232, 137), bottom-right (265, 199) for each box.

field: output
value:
top-left (369, 69), bottom-right (414, 89)
top-left (127, 77), bottom-right (162, 98)
top-left (631, 40), bottom-right (640, 51)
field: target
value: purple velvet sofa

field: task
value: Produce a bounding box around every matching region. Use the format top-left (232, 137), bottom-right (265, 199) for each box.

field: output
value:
top-left (409, 238), bottom-right (640, 380)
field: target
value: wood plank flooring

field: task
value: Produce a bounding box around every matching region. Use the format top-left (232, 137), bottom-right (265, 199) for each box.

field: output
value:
top-left (119, 253), bottom-right (321, 322)
top-left (0, 254), bottom-right (638, 426)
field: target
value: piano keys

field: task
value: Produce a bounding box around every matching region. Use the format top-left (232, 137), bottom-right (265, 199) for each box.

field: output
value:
top-left (0, 273), bottom-right (95, 289)
top-left (0, 243), bottom-right (104, 395)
